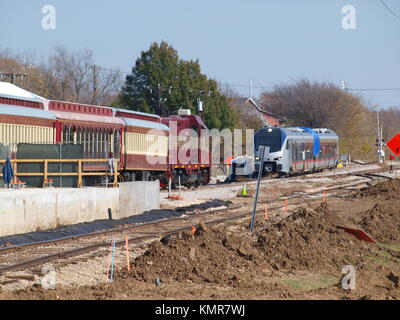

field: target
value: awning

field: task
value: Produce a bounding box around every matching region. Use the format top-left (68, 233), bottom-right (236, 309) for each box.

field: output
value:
top-left (121, 117), bottom-right (170, 131)
top-left (0, 104), bottom-right (56, 120)
top-left (52, 110), bottom-right (125, 130)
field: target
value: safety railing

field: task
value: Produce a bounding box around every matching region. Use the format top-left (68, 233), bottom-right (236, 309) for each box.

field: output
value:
top-left (0, 159), bottom-right (119, 188)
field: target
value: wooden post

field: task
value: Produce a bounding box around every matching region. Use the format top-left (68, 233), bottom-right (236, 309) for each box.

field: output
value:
top-left (113, 159), bottom-right (118, 187)
top-left (283, 199), bottom-right (288, 214)
top-left (77, 160), bottom-right (82, 188)
top-left (43, 160), bottom-right (48, 188)
top-left (12, 160), bottom-right (17, 183)
top-left (125, 235), bottom-right (131, 271)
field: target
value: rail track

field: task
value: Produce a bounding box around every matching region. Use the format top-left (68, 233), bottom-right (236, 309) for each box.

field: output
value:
top-left (191, 163), bottom-right (393, 191)
top-left (0, 166), bottom-right (392, 280)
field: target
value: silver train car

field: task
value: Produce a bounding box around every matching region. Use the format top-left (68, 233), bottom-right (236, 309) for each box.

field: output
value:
top-left (254, 126), bottom-right (339, 176)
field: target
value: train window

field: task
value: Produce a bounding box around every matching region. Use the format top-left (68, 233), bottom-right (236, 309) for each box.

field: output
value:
top-left (62, 126), bottom-right (68, 143)
top-left (114, 130), bottom-right (120, 158)
top-left (254, 128), bottom-right (282, 152)
top-left (95, 130), bottom-right (99, 158)
top-left (69, 127), bottom-right (76, 144)
top-left (90, 130), bottom-right (94, 157)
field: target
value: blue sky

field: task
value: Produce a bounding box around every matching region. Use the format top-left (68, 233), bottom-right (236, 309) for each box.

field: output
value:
top-left (0, 0), bottom-right (399, 108)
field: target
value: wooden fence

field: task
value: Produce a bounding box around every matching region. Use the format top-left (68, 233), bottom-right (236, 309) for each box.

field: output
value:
top-left (0, 159), bottom-right (119, 188)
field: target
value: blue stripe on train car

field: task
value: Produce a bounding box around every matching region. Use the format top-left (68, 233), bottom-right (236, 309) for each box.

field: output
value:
top-left (297, 127), bottom-right (321, 156)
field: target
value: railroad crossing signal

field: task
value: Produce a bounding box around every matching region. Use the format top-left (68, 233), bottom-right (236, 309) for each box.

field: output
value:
top-left (386, 134), bottom-right (400, 156)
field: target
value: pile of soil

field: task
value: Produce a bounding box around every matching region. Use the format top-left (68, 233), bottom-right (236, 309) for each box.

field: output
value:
top-left (132, 222), bottom-right (260, 286)
top-left (349, 179), bottom-right (400, 243)
top-left (353, 179), bottom-right (400, 200)
top-left (130, 203), bottom-right (373, 285)
top-left (358, 204), bottom-right (400, 244)
top-left (256, 203), bottom-right (373, 272)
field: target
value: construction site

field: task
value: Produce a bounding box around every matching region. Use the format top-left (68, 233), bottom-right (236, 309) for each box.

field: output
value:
top-left (0, 162), bottom-right (399, 300)
top-left (1, 1), bottom-right (400, 307)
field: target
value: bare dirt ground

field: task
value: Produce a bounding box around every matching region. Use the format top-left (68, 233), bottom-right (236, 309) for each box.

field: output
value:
top-left (1, 178), bottom-right (399, 300)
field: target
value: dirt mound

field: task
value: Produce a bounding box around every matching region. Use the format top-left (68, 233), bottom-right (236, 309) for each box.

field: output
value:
top-left (132, 222), bottom-right (261, 286)
top-left (130, 203), bottom-right (374, 285)
top-left (353, 179), bottom-right (400, 200)
top-left (256, 203), bottom-right (372, 272)
top-left (358, 204), bottom-right (400, 244)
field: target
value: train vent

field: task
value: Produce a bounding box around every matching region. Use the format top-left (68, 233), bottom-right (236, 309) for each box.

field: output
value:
top-left (178, 108), bottom-right (191, 116)
top-left (314, 128), bottom-right (331, 133)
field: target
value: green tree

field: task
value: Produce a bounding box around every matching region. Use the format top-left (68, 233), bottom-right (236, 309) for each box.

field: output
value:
top-left (118, 41), bottom-right (235, 130)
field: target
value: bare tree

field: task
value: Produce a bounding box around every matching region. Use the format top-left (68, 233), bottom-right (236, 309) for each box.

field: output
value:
top-left (49, 45), bottom-right (93, 102)
top-left (380, 106), bottom-right (400, 141)
top-left (93, 67), bottom-right (123, 105)
top-left (0, 46), bottom-right (123, 106)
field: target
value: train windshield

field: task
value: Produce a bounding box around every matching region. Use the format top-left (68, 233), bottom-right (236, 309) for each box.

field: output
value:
top-left (254, 128), bottom-right (282, 153)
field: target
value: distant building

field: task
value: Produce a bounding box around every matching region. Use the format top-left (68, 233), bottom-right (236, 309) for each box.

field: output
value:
top-left (231, 96), bottom-right (284, 127)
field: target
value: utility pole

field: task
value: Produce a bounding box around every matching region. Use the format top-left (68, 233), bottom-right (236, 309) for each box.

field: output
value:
top-left (197, 98), bottom-right (203, 119)
top-left (157, 83), bottom-right (161, 115)
top-left (376, 109), bottom-right (385, 163)
top-left (150, 84), bottom-right (170, 116)
top-left (196, 90), bottom-right (211, 119)
top-left (0, 72), bottom-right (27, 84)
top-left (91, 65), bottom-right (98, 105)
top-left (341, 80), bottom-right (348, 92)
top-left (249, 77), bottom-right (253, 99)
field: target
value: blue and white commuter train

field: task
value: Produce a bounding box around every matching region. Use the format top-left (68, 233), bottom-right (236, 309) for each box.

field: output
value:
top-left (254, 126), bottom-right (339, 176)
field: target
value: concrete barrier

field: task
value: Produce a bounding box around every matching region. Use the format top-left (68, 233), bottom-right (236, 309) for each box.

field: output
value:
top-left (119, 181), bottom-right (160, 217)
top-left (0, 181), bottom-right (160, 237)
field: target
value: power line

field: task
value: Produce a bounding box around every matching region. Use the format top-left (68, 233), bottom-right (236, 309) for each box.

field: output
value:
top-left (380, 0), bottom-right (400, 21)
top-left (95, 66), bottom-right (130, 75)
top-left (222, 82), bottom-right (400, 92)
top-left (68, 65), bottom-right (400, 93)
top-left (349, 88), bottom-right (400, 91)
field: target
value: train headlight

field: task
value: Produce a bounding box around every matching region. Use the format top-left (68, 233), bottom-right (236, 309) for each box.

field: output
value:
top-left (274, 157), bottom-right (282, 160)
top-left (255, 157), bottom-right (260, 161)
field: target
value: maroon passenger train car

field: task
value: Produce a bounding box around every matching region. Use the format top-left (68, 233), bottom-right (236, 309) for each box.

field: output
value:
top-left (0, 82), bottom-right (211, 188)
top-left (162, 111), bottom-right (211, 188)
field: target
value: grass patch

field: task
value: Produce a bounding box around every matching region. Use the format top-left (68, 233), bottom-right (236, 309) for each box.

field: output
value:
top-left (368, 245), bottom-right (400, 266)
top-left (379, 243), bottom-right (400, 252)
top-left (283, 274), bottom-right (337, 292)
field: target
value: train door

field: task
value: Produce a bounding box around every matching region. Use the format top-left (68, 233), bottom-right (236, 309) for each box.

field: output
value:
top-left (285, 139), bottom-right (291, 174)
top-left (112, 129), bottom-right (121, 159)
top-left (300, 142), bottom-right (306, 172)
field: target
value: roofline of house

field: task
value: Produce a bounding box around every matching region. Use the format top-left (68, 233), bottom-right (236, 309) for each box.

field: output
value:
top-left (245, 97), bottom-right (285, 121)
